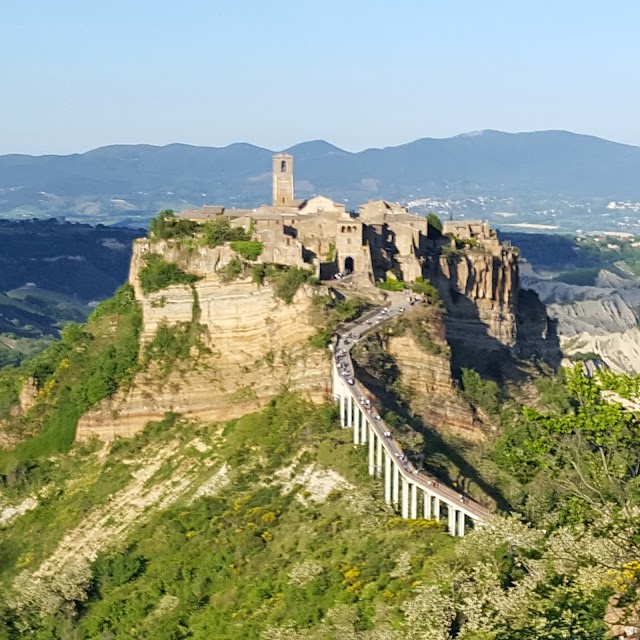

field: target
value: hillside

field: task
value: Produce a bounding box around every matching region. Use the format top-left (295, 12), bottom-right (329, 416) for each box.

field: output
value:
top-left (3, 131), bottom-right (640, 232)
top-left (505, 232), bottom-right (640, 374)
top-left (0, 219), bottom-right (143, 367)
top-left (0, 214), bottom-right (638, 638)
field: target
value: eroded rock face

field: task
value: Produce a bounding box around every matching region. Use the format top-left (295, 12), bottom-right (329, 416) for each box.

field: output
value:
top-left (431, 250), bottom-right (518, 351)
top-left (352, 308), bottom-right (480, 440)
top-left (386, 333), bottom-right (480, 440)
top-left (427, 248), bottom-right (559, 375)
top-left (76, 241), bottom-right (330, 442)
top-left (18, 377), bottom-right (38, 415)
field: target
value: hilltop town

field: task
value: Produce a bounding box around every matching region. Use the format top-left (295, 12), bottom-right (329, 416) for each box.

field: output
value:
top-left (179, 153), bottom-right (505, 286)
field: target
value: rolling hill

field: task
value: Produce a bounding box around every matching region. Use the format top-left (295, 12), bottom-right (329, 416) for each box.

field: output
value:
top-left (3, 130), bottom-right (640, 231)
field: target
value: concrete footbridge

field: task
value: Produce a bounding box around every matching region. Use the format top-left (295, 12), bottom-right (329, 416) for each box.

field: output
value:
top-left (331, 296), bottom-right (492, 536)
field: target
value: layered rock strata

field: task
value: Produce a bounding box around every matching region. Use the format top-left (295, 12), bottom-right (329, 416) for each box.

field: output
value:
top-left (76, 240), bottom-right (329, 441)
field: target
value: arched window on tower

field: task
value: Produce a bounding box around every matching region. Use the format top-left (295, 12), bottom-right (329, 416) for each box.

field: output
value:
top-left (281, 160), bottom-right (287, 173)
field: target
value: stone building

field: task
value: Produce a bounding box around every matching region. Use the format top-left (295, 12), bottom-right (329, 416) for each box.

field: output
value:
top-left (179, 154), bottom-right (502, 285)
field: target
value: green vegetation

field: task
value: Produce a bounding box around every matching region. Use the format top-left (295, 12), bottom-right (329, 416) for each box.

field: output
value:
top-left (326, 242), bottom-right (336, 262)
top-left (494, 366), bottom-right (640, 516)
top-left (148, 211), bottom-right (255, 258)
top-left (460, 367), bottom-right (500, 415)
top-left (262, 265), bottom-right (316, 303)
top-left (554, 266), bottom-right (601, 286)
top-left (138, 252), bottom-right (201, 293)
top-left (1, 383), bottom-right (637, 638)
top-left (221, 257), bottom-right (244, 283)
top-left (376, 278), bottom-right (405, 292)
top-left (143, 321), bottom-right (207, 375)
top-left (202, 217), bottom-right (250, 247)
top-left (441, 242), bottom-right (462, 258)
top-left (149, 209), bottom-right (199, 240)
top-left (229, 240), bottom-right (263, 261)
top-left (410, 276), bottom-right (440, 303)
top-left (426, 212), bottom-right (443, 233)
top-left (308, 296), bottom-right (370, 349)
top-left (0, 284), bottom-right (142, 479)
top-left (570, 351), bottom-right (601, 362)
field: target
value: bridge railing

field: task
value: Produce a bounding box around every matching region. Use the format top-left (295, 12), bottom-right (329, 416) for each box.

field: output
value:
top-left (332, 301), bottom-right (493, 522)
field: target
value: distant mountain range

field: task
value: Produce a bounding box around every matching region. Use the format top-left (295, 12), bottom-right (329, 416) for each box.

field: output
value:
top-left (2, 130), bottom-right (640, 232)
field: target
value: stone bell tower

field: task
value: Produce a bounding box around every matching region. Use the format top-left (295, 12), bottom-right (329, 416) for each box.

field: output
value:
top-left (272, 153), bottom-right (294, 206)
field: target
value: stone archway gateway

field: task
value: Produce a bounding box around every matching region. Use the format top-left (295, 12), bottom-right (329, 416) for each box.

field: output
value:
top-left (344, 256), bottom-right (354, 274)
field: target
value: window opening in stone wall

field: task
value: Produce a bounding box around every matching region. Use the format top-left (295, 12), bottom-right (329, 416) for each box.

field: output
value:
top-left (281, 160), bottom-right (287, 172)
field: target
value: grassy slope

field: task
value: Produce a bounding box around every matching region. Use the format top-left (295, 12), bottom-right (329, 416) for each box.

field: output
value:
top-left (0, 285), bottom-right (141, 475)
top-left (0, 394), bottom-right (460, 639)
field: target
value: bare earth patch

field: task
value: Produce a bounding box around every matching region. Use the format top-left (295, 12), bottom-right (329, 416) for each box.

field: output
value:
top-left (275, 462), bottom-right (353, 504)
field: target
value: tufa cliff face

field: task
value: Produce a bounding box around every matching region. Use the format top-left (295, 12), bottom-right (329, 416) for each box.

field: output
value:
top-left (428, 247), bottom-right (559, 375)
top-left (352, 306), bottom-right (480, 440)
top-left (76, 240), bottom-right (330, 441)
top-left (431, 249), bottom-right (518, 349)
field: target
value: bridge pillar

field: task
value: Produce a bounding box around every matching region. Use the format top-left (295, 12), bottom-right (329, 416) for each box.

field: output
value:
top-left (353, 405), bottom-right (360, 444)
top-left (423, 490), bottom-right (432, 519)
top-left (360, 415), bottom-right (367, 444)
top-left (457, 510), bottom-right (465, 537)
top-left (339, 391), bottom-right (346, 427)
top-left (368, 427), bottom-right (375, 476)
top-left (376, 435), bottom-right (383, 478)
top-left (410, 483), bottom-right (418, 519)
top-left (447, 505), bottom-right (456, 536)
top-left (384, 452), bottom-right (392, 503)
top-left (392, 462), bottom-right (400, 507)
top-left (401, 477), bottom-right (409, 519)
top-left (346, 393), bottom-right (353, 429)
top-left (433, 497), bottom-right (441, 521)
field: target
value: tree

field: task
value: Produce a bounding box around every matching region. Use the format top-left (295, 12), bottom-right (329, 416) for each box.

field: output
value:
top-left (427, 213), bottom-right (443, 234)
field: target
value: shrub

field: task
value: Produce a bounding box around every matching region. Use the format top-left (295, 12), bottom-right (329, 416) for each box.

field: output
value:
top-left (148, 210), bottom-right (199, 240)
top-left (267, 266), bottom-right (315, 303)
top-left (460, 368), bottom-right (500, 414)
top-left (376, 278), bottom-right (405, 292)
top-left (230, 240), bottom-right (263, 261)
top-left (0, 285), bottom-right (142, 475)
top-left (202, 218), bottom-right (249, 247)
top-left (138, 253), bottom-right (200, 293)
top-left (221, 258), bottom-right (244, 283)
top-left (426, 213), bottom-right (443, 233)
top-left (411, 277), bottom-right (440, 303)
top-left (252, 264), bottom-right (266, 286)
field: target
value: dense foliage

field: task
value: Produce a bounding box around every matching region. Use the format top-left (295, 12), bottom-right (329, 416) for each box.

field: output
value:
top-left (229, 240), bottom-right (263, 261)
top-left (410, 276), bottom-right (440, 303)
top-left (138, 253), bottom-right (201, 293)
top-left (495, 366), bottom-right (640, 516)
top-left (1, 386), bottom-right (637, 638)
top-left (376, 278), bottom-right (405, 292)
top-left (148, 209), bottom-right (200, 240)
top-left (251, 264), bottom-right (317, 303)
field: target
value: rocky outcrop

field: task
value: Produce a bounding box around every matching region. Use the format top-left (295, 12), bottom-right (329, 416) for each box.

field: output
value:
top-left (352, 306), bottom-right (480, 440)
top-left (387, 332), bottom-right (480, 440)
top-left (76, 240), bottom-right (330, 441)
top-left (17, 377), bottom-right (37, 415)
top-left (605, 591), bottom-right (640, 639)
top-left (431, 249), bottom-right (518, 350)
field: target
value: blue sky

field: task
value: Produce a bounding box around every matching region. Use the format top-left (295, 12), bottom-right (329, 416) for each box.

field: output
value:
top-left (1, 0), bottom-right (639, 155)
